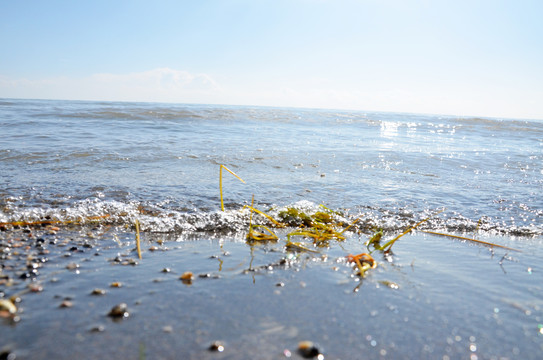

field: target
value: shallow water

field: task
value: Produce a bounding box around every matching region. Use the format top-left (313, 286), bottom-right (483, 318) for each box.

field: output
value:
top-left (1, 99), bottom-right (543, 359)
top-left (1, 226), bottom-right (542, 359)
top-left (1, 98), bottom-right (542, 235)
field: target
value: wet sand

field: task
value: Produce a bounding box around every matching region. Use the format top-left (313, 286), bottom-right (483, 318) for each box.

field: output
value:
top-left (1, 225), bottom-right (542, 359)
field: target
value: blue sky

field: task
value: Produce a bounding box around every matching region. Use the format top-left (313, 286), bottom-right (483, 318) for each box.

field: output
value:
top-left (1, 0), bottom-right (542, 119)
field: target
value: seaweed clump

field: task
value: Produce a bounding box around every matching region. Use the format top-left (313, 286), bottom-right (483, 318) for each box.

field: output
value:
top-left (218, 164), bottom-right (520, 279)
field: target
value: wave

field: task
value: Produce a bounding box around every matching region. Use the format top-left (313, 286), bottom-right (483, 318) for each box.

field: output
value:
top-left (1, 198), bottom-right (541, 238)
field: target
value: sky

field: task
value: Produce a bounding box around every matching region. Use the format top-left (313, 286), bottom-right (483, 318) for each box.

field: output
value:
top-left (1, 0), bottom-right (542, 119)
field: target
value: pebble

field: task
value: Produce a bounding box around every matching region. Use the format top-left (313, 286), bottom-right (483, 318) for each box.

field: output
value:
top-left (91, 288), bottom-right (106, 295)
top-left (208, 341), bottom-right (225, 352)
top-left (180, 271), bottom-right (194, 284)
top-left (90, 325), bottom-right (106, 333)
top-left (298, 341), bottom-right (323, 359)
top-left (0, 349), bottom-right (16, 360)
top-left (110, 282), bottom-right (123, 288)
top-left (66, 263), bottom-right (79, 270)
top-left (28, 283), bottom-right (44, 292)
top-left (60, 300), bottom-right (73, 308)
top-left (121, 259), bottom-right (138, 266)
top-left (19, 270), bottom-right (38, 279)
top-left (379, 280), bottom-right (400, 289)
top-left (0, 299), bottom-right (17, 314)
top-left (162, 325), bottom-right (173, 333)
top-left (108, 303), bottom-right (129, 318)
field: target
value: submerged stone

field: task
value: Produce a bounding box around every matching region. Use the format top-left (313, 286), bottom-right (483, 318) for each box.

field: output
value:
top-left (108, 303), bottom-right (129, 318)
top-left (298, 341), bottom-right (323, 359)
top-left (208, 341), bottom-right (225, 352)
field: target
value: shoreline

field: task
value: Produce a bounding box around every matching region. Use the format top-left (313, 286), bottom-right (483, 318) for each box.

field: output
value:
top-left (1, 224), bottom-right (542, 359)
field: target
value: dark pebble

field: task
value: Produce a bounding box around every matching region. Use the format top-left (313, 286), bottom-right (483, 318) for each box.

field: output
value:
top-left (27, 262), bottom-right (40, 270)
top-left (91, 288), bottom-right (106, 296)
top-left (208, 341), bottom-right (225, 352)
top-left (89, 325), bottom-right (106, 333)
top-left (298, 341), bottom-right (322, 359)
top-left (108, 303), bottom-right (129, 318)
top-left (0, 349), bottom-right (16, 360)
top-left (19, 270), bottom-right (38, 279)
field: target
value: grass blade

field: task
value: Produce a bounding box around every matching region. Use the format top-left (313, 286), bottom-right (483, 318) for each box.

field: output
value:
top-left (135, 219), bottom-right (142, 259)
top-left (421, 230), bottom-right (521, 252)
top-left (220, 165), bottom-right (246, 211)
top-left (379, 209), bottom-right (444, 252)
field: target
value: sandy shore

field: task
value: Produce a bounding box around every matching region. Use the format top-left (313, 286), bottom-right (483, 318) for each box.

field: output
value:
top-left (1, 225), bottom-right (542, 359)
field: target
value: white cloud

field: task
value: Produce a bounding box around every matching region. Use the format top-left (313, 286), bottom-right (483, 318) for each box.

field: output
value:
top-left (0, 68), bottom-right (222, 104)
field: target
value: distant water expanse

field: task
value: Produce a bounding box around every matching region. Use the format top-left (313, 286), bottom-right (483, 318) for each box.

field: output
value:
top-left (1, 98), bottom-right (542, 236)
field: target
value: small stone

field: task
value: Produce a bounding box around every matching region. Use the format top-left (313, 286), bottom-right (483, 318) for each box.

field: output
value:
top-left (180, 271), bottom-right (194, 284)
top-left (110, 282), bottom-right (123, 288)
top-left (161, 268), bottom-right (171, 273)
top-left (283, 349), bottom-right (292, 357)
top-left (90, 325), bottom-right (106, 332)
top-left (108, 303), bottom-right (129, 318)
top-left (66, 263), bottom-right (79, 270)
top-left (19, 270), bottom-right (38, 279)
top-left (28, 283), bottom-right (44, 292)
top-left (0, 299), bottom-right (17, 314)
top-left (91, 288), bottom-right (106, 295)
top-left (208, 341), bottom-right (225, 352)
top-left (298, 341), bottom-right (322, 358)
top-left (162, 325), bottom-right (173, 333)
top-left (379, 280), bottom-right (400, 290)
top-left (0, 349), bottom-right (16, 360)
top-left (60, 300), bottom-right (73, 308)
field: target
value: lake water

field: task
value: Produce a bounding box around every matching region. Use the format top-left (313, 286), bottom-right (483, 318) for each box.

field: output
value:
top-left (1, 98), bottom-right (541, 236)
top-left (1, 98), bottom-right (542, 359)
